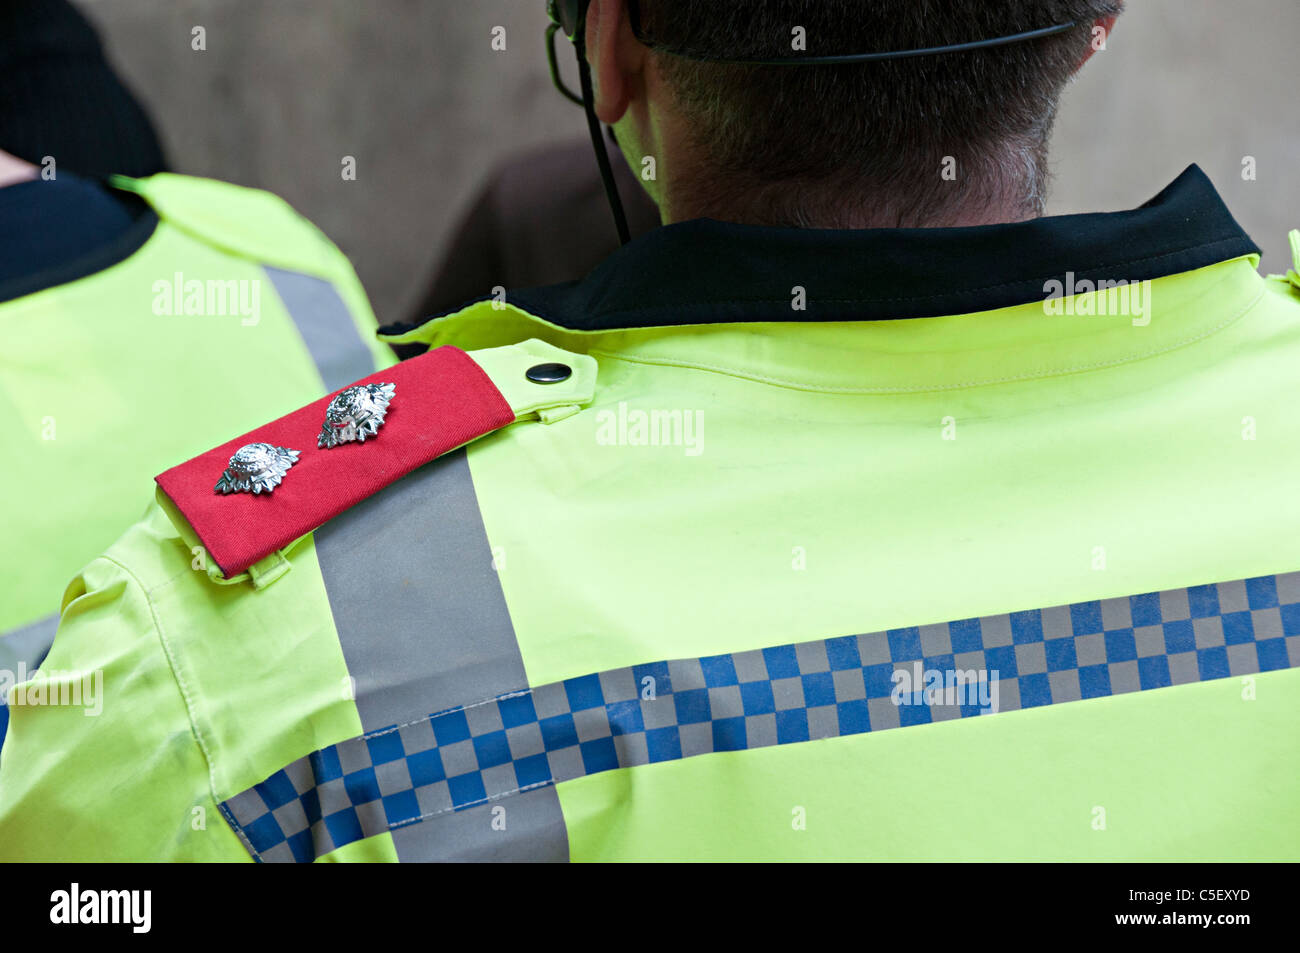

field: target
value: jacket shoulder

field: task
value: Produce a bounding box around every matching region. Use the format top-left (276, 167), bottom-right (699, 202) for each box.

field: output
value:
top-left (109, 172), bottom-right (351, 281)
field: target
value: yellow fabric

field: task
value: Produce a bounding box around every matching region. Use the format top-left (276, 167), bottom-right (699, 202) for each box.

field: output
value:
top-left (4, 224), bottom-right (1298, 861)
top-left (0, 173), bottom-right (392, 636)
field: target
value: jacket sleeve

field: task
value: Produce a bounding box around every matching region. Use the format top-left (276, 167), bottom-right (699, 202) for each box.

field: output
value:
top-left (0, 557), bottom-right (250, 861)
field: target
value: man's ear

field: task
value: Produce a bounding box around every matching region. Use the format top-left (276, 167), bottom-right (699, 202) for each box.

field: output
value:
top-left (1074, 14), bottom-right (1118, 72)
top-left (585, 0), bottom-right (642, 124)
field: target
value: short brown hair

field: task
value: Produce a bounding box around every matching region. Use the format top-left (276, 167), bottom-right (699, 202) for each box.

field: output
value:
top-left (638, 0), bottom-right (1124, 226)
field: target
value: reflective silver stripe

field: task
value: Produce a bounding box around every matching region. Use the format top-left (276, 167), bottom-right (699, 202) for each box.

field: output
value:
top-left (391, 789), bottom-right (570, 863)
top-left (0, 612), bottom-right (59, 680)
top-left (310, 449), bottom-right (568, 862)
top-left (263, 265), bottom-right (376, 392)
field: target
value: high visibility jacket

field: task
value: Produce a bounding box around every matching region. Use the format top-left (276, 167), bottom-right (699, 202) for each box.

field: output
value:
top-left (0, 173), bottom-right (393, 743)
top-left (1, 165), bottom-right (1297, 861)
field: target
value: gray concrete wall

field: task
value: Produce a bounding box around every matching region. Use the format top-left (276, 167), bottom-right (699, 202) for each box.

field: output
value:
top-left (75, 0), bottom-right (1299, 324)
top-left (1052, 0), bottom-right (1299, 276)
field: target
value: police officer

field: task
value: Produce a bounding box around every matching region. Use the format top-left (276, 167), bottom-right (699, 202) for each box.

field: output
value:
top-left (0, 0), bottom-right (171, 745)
top-left (0, 148), bottom-right (392, 749)
top-left (2, 0), bottom-right (1297, 861)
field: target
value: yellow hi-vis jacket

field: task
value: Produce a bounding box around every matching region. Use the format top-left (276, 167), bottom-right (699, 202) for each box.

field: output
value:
top-left (1, 166), bottom-right (1296, 861)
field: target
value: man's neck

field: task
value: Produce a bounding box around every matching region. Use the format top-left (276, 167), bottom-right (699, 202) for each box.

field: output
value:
top-left (660, 183), bottom-right (1040, 229)
top-left (656, 145), bottom-right (1046, 229)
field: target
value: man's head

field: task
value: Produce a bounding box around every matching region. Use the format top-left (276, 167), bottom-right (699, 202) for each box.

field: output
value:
top-left (0, 0), bottom-right (166, 179)
top-left (585, 0), bottom-right (1122, 228)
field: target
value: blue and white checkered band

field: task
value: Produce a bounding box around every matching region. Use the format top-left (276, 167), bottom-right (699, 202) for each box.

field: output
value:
top-left (221, 572), bottom-right (1300, 862)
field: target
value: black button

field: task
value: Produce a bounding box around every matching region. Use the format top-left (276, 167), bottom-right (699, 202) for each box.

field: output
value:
top-left (525, 362), bottom-right (572, 384)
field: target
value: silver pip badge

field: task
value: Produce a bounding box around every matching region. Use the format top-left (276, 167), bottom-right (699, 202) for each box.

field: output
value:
top-left (215, 443), bottom-right (300, 495)
top-left (318, 383), bottom-right (395, 448)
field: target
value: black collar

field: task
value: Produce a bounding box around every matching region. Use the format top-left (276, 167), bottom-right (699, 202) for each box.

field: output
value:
top-left (485, 164), bottom-right (1257, 331)
top-left (0, 173), bottom-right (157, 305)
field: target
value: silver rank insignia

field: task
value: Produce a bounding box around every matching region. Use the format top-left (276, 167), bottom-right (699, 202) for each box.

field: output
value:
top-left (214, 443), bottom-right (300, 495)
top-left (318, 382), bottom-right (396, 449)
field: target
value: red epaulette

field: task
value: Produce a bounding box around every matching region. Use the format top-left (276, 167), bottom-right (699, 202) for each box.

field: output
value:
top-left (156, 346), bottom-right (515, 578)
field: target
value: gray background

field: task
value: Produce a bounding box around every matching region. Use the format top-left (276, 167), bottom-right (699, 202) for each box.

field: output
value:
top-left (76, 0), bottom-right (1299, 325)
